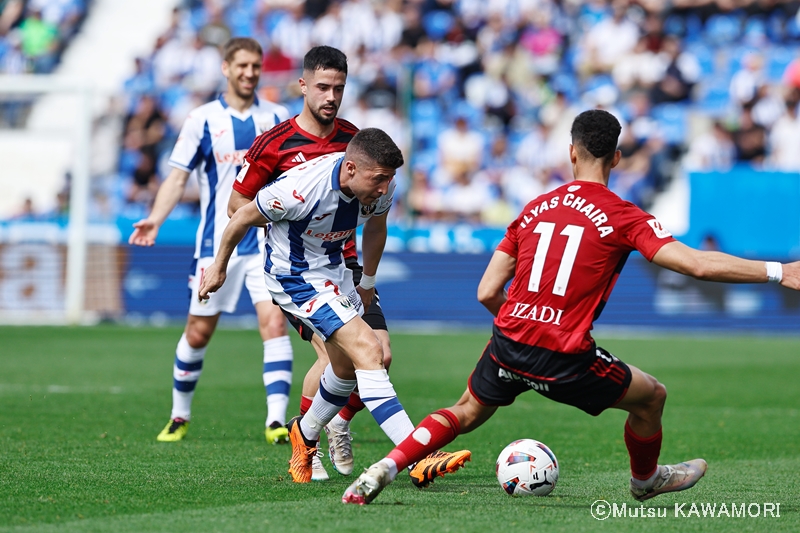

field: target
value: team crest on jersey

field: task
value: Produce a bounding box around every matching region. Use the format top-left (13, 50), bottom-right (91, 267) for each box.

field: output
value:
top-left (336, 294), bottom-right (353, 310)
top-left (647, 219), bottom-right (672, 238)
top-left (360, 203), bottom-right (377, 216)
top-left (265, 198), bottom-right (285, 214)
top-left (236, 159), bottom-right (250, 183)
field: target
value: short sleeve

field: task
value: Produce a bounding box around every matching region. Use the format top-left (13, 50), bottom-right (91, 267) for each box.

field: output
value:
top-left (496, 217), bottom-right (521, 258)
top-left (618, 204), bottom-right (676, 261)
top-left (234, 147), bottom-right (279, 198)
top-left (254, 176), bottom-right (314, 222)
top-left (169, 113), bottom-right (205, 172)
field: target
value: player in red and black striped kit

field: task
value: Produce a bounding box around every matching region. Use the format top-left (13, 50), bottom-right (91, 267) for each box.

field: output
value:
top-left (229, 46), bottom-right (391, 482)
top-left (342, 109), bottom-right (800, 505)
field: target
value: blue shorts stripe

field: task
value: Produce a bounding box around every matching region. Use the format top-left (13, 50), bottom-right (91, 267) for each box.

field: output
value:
top-left (308, 303), bottom-right (346, 339)
top-left (266, 381), bottom-right (291, 396)
top-left (369, 397), bottom-right (405, 425)
top-left (175, 358), bottom-right (203, 372)
top-left (263, 361), bottom-right (293, 373)
top-left (174, 379), bottom-right (198, 392)
top-left (319, 383), bottom-right (350, 406)
top-left (275, 274), bottom-right (318, 306)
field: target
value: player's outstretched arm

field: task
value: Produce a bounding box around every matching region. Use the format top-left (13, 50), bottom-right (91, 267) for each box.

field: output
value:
top-left (477, 250), bottom-right (516, 317)
top-left (357, 213), bottom-right (388, 309)
top-left (652, 241), bottom-right (789, 284)
top-left (128, 167), bottom-right (191, 246)
top-left (228, 189), bottom-right (254, 218)
top-left (779, 261), bottom-right (800, 290)
top-left (198, 201), bottom-right (268, 300)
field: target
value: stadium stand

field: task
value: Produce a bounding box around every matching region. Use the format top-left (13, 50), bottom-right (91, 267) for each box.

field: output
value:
top-left (4, 0), bottom-right (800, 226)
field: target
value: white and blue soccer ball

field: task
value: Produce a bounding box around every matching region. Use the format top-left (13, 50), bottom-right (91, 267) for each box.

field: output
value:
top-left (496, 439), bottom-right (559, 496)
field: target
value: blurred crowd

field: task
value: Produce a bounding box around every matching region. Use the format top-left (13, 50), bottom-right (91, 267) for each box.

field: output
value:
top-left (0, 0), bottom-right (87, 126)
top-left (5, 0), bottom-right (800, 226)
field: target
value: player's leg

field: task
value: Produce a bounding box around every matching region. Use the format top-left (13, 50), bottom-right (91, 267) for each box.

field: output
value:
top-left (254, 300), bottom-right (293, 444)
top-left (246, 254), bottom-right (294, 444)
top-left (324, 294), bottom-right (389, 474)
top-left (324, 318), bottom-right (416, 443)
top-left (157, 312), bottom-right (220, 442)
top-left (614, 362), bottom-right (706, 501)
top-left (342, 335), bottom-right (524, 505)
top-left (342, 388), bottom-right (489, 505)
top-left (158, 256), bottom-right (244, 442)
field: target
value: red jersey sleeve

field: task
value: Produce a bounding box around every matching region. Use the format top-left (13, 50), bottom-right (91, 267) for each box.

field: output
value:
top-left (616, 203), bottom-right (676, 261)
top-left (496, 218), bottom-right (520, 258)
top-left (234, 149), bottom-right (279, 199)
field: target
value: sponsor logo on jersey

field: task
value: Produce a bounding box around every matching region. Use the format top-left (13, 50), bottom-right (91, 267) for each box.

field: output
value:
top-left (314, 213), bottom-right (332, 221)
top-left (293, 190), bottom-right (305, 203)
top-left (497, 368), bottom-right (550, 391)
top-left (235, 159), bottom-right (250, 182)
top-left (215, 149), bottom-right (247, 165)
top-left (304, 298), bottom-right (318, 313)
top-left (360, 203), bottom-right (377, 216)
top-left (508, 303), bottom-right (564, 325)
top-left (567, 185), bottom-right (581, 192)
top-left (303, 228), bottom-right (354, 241)
top-left (213, 129), bottom-right (227, 138)
top-left (291, 152), bottom-right (307, 163)
top-left (647, 219), bottom-right (672, 238)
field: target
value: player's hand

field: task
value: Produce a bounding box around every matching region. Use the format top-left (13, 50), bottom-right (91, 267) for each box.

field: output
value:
top-left (198, 263), bottom-right (226, 301)
top-left (356, 285), bottom-right (374, 311)
top-left (128, 219), bottom-right (159, 246)
top-left (780, 261), bottom-right (800, 290)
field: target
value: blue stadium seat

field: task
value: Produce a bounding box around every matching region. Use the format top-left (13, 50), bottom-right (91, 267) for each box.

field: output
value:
top-left (651, 103), bottom-right (688, 145)
top-left (705, 13), bottom-right (742, 47)
top-left (767, 45), bottom-right (795, 81)
top-left (411, 148), bottom-right (439, 176)
top-left (696, 77), bottom-right (731, 116)
top-left (687, 42), bottom-right (715, 76)
top-left (410, 99), bottom-right (444, 150)
top-left (422, 11), bottom-right (454, 41)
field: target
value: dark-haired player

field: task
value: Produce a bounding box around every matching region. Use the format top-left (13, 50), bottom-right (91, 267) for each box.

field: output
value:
top-left (200, 129), bottom-right (471, 485)
top-left (342, 109), bottom-right (800, 505)
top-left (129, 38), bottom-right (291, 444)
top-left (229, 46), bottom-right (392, 480)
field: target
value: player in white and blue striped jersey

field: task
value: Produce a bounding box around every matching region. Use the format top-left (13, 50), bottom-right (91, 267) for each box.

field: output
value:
top-left (199, 129), bottom-right (424, 483)
top-left (129, 38), bottom-right (294, 445)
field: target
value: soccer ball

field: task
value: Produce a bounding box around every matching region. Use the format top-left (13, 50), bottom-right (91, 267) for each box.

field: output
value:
top-left (496, 439), bottom-right (559, 496)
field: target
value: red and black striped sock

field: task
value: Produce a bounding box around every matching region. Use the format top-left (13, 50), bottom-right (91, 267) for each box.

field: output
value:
top-left (386, 409), bottom-right (461, 471)
top-left (299, 395), bottom-right (313, 417)
top-left (337, 392), bottom-right (365, 422)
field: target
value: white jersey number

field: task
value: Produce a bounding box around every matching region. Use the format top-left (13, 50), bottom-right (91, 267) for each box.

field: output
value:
top-left (528, 222), bottom-right (584, 297)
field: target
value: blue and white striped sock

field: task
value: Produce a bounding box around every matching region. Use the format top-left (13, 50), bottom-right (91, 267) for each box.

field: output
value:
top-left (263, 335), bottom-right (293, 427)
top-left (356, 369), bottom-right (415, 445)
top-left (171, 333), bottom-right (206, 421)
top-left (300, 364), bottom-right (356, 441)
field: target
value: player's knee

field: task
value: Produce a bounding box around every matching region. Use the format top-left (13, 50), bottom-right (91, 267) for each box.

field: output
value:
top-left (185, 328), bottom-right (212, 348)
top-left (653, 380), bottom-right (667, 409)
top-left (261, 318), bottom-right (288, 340)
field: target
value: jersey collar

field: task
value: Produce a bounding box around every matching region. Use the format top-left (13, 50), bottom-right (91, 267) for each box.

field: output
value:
top-left (218, 93), bottom-right (260, 119)
top-left (330, 155), bottom-right (354, 201)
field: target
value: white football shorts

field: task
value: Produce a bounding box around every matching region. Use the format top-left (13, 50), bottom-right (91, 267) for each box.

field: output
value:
top-left (188, 254), bottom-right (271, 316)
top-left (264, 265), bottom-right (364, 341)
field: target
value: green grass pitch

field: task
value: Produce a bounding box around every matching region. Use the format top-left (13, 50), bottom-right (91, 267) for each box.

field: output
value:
top-left (0, 325), bottom-right (798, 532)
